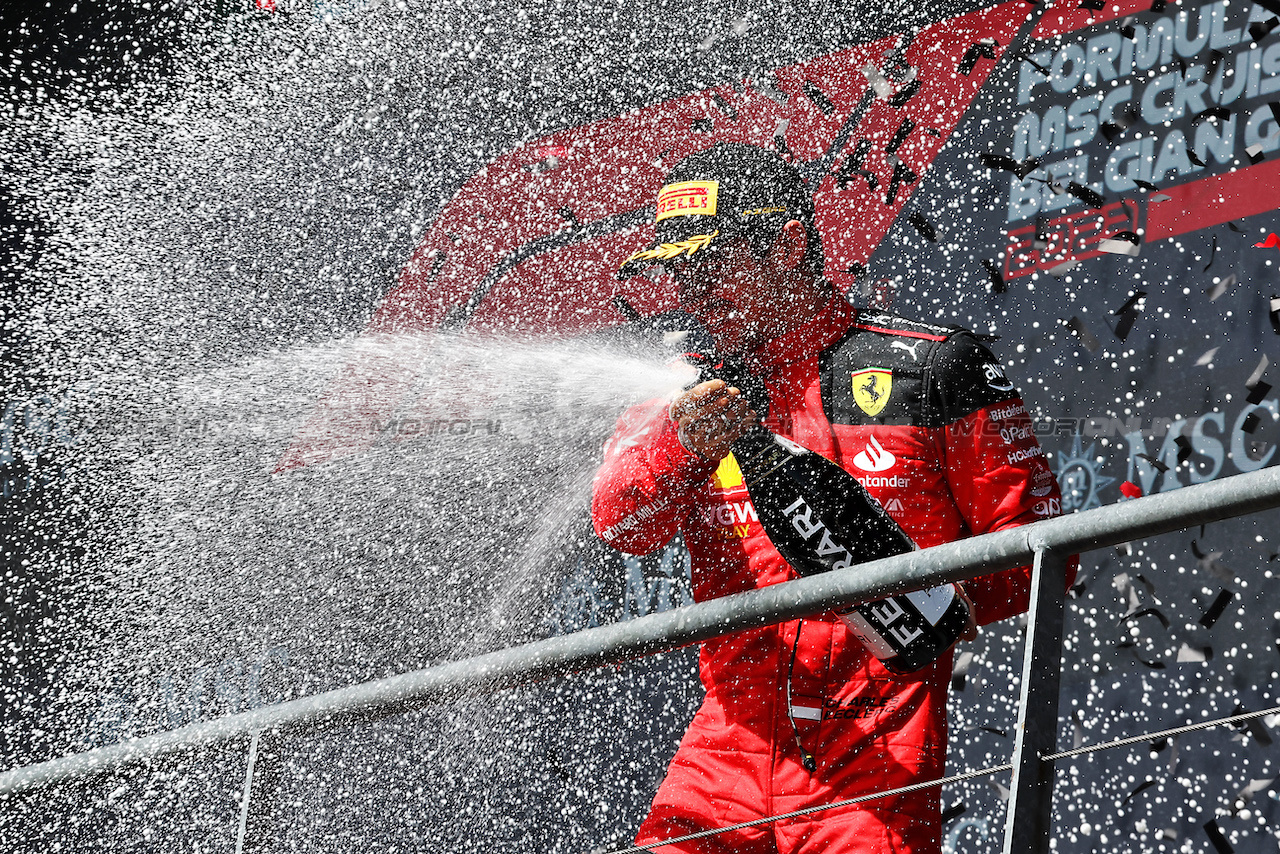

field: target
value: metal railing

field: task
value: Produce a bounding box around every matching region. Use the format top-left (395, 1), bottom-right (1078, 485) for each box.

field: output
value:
top-left (4, 465), bottom-right (1280, 853)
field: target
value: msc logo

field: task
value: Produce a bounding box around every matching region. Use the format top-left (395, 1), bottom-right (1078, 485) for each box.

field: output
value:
top-left (1056, 436), bottom-right (1115, 512)
top-left (852, 368), bottom-right (893, 416)
top-left (852, 435), bottom-right (896, 472)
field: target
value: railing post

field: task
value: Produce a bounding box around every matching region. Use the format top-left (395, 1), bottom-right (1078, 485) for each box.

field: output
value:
top-left (234, 729), bottom-right (261, 854)
top-left (1002, 546), bottom-right (1068, 854)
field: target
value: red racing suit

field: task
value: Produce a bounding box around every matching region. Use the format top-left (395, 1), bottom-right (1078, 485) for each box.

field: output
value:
top-left (590, 294), bottom-right (1072, 854)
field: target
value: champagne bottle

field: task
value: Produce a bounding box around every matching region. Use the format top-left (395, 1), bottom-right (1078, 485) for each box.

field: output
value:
top-left (688, 353), bottom-right (971, 675)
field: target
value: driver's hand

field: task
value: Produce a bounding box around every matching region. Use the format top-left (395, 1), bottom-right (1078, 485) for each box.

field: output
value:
top-left (669, 379), bottom-right (759, 462)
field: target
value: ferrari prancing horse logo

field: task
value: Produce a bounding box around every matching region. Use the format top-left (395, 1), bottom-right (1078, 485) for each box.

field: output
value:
top-left (852, 368), bottom-right (892, 416)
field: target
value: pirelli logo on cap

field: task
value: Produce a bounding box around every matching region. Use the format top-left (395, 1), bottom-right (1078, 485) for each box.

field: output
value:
top-left (656, 181), bottom-right (718, 221)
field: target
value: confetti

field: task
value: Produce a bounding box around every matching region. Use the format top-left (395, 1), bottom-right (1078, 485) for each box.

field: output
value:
top-left (841, 169), bottom-right (878, 190)
top-left (1192, 541), bottom-right (1235, 582)
top-left (951, 650), bottom-right (974, 690)
top-left (1247, 144), bottom-right (1266, 164)
top-left (1249, 17), bottom-right (1279, 41)
top-left (1136, 452), bottom-right (1169, 473)
top-left (1233, 777), bottom-right (1276, 810)
top-left (1204, 819), bottom-right (1234, 854)
top-left (982, 259), bottom-right (1006, 293)
top-left (1117, 640), bottom-right (1166, 668)
top-left (1246, 381), bottom-right (1272, 405)
top-left (1116, 572), bottom-right (1143, 612)
top-left (1177, 643), bottom-right (1213, 662)
top-left (1186, 146), bottom-right (1206, 167)
top-left (887, 78), bottom-right (922, 107)
top-left (1175, 434), bottom-right (1193, 464)
top-left (1255, 233), bottom-right (1280, 248)
top-left (1198, 590), bottom-right (1234, 627)
top-left (978, 152), bottom-right (1043, 179)
top-left (1048, 259), bottom-right (1080, 276)
top-left (710, 93), bottom-right (737, 119)
top-left (1134, 179), bottom-right (1161, 192)
top-left (1270, 296), bottom-right (1280, 334)
top-left (1195, 347), bottom-right (1219, 365)
top-left (803, 80), bottom-right (834, 115)
top-left (958, 39), bottom-right (998, 75)
top-left (1100, 231), bottom-right (1141, 255)
top-left (1113, 289), bottom-right (1147, 314)
top-left (1112, 291), bottom-right (1146, 340)
top-left (1206, 273), bottom-right (1235, 301)
top-left (861, 63), bottom-right (894, 99)
top-left (1019, 50), bottom-right (1051, 76)
top-left (1246, 354), bottom-right (1270, 388)
top-left (1034, 214), bottom-right (1052, 245)
top-left (1204, 234), bottom-right (1218, 270)
top-left (1204, 49), bottom-right (1227, 78)
top-left (1258, 0), bottom-right (1280, 18)
top-left (1121, 779), bottom-right (1157, 804)
top-left (774, 119), bottom-right (792, 157)
top-left (1120, 481), bottom-right (1143, 498)
top-left (839, 139), bottom-right (872, 179)
top-left (1123, 605), bottom-right (1170, 628)
top-left (1242, 412), bottom-right (1262, 433)
top-left (884, 161), bottom-right (917, 205)
top-left (941, 802), bottom-right (966, 823)
top-left (1100, 106), bottom-right (1139, 142)
top-left (908, 210), bottom-right (937, 242)
top-left (1066, 315), bottom-right (1101, 351)
top-left (885, 118), bottom-right (915, 155)
top-left (1233, 709), bottom-right (1274, 746)
top-left (1067, 181), bottom-right (1105, 207)
top-left (1167, 736), bottom-right (1181, 773)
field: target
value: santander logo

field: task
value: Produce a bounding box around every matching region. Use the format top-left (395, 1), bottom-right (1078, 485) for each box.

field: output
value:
top-left (852, 435), bottom-right (896, 472)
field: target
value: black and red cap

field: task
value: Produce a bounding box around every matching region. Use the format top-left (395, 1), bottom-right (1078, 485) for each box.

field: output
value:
top-left (618, 143), bottom-right (816, 278)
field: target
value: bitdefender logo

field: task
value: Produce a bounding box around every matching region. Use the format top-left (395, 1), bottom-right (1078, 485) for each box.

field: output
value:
top-left (852, 435), bottom-right (896, 472)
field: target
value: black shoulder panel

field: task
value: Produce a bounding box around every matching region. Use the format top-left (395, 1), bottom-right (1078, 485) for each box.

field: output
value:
top-left (821, 314), bottom-right (1019, 428)
top-left (923, 332), bottom-right (1022, 425)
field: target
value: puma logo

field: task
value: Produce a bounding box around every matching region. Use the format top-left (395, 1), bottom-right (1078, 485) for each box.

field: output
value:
top-left (891, 340), bottom-right (921, 361)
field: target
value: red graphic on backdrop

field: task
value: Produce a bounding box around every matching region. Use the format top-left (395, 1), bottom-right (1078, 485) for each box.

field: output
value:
top-left (277, 2), bottom-right (1033, 471)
